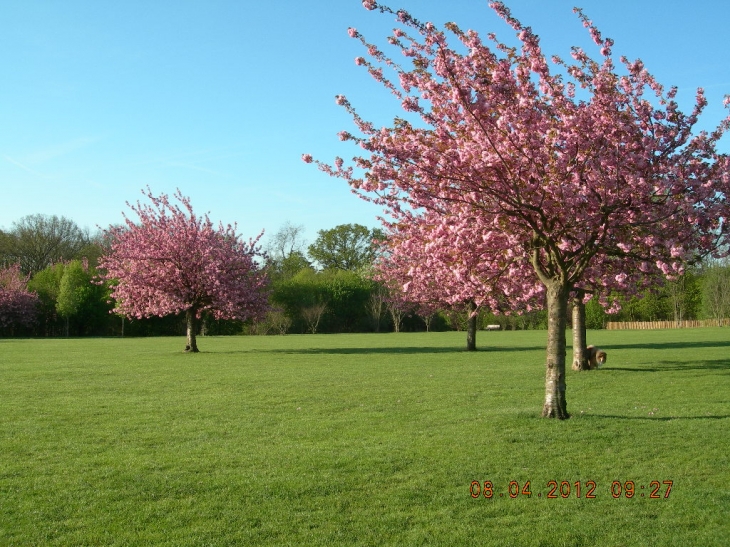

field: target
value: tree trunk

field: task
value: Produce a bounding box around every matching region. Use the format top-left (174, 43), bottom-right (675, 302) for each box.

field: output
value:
top-left (423, 314), bottom-right (434, 332)
top-left (466, 300), bottom-right (477, 351)
top-left (389, 306), bottom-right (404, 333)
top-left (571, 291), bottom-right (589, 371)
top-left (367, 289), bottom-right (385, 333)
top-left (542, 281), bottom-right (569, 419)
top-left (185, 309), bottom-right (199, 353)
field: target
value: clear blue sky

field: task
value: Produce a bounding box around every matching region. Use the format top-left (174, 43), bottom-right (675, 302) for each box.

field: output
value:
top-left (2, 0), bottom-right (728, 248)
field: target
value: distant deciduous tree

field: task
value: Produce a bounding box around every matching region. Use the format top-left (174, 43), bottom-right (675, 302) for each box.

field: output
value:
top-left (273, 251), bottom-right (312, 280)
top-left (98, 188), bottom-right (270, 352)
top-left (701, 261), bottom-right (730, 325)
top-left (56, 260), bottom-right (91, 337)
top-left (365, 280), bottom-right (388, 332)
top-left (8, 214), bottom-right (88, 274)
top-left (27, 262), bottom-right (66, 336)
top-left (584, 296), bottom-right (607, 330)
top-left (665, 270), bottom-right (702, 324)
top-left (301, 302), bottom-right (328, 334)
top-left (308, 223), bottom-right (384, 271)
top-left (0, 230), bottom-right (15, 268)
top-left (267, 222), bottom-right (307, 261)
top-left (265, 222), bottom-right (311, 280)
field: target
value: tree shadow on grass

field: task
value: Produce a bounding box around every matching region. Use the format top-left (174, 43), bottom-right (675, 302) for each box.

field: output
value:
top-left (587, 414), bottom-right (730, 421)
top-left (249, 345), bottom-right (546, 356)
top-left (602, 340), bottom-right (730, 351)
top-left (211, 346), bottom-right (455, 355)
top-left (247, 346), bottom-right (463, 355)
top-left (601, 359), bottom-right (729, 373)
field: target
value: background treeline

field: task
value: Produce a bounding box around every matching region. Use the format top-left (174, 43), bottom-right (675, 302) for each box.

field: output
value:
top-left (1, 215), bottom-right (729, 337)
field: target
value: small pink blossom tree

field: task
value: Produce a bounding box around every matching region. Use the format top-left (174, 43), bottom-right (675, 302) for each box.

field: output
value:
top-left (0, 263), bottom-right (39, 332)
top-left (376, 204), bottom-right (543, 349)
top-left (379, 277), bottom-right (418, 333)
top-left (307, 1), bottom-right (730, 418)
top-left (98, 188), bottom-right (270, 352)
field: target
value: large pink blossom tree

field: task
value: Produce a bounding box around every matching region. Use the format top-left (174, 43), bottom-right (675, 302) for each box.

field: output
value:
top-left (98, 188), bottom-right (270, 352)
top-left (0, 263), bottom-right (39, 332)
top-left (306, 1), bottom-right (730, 418)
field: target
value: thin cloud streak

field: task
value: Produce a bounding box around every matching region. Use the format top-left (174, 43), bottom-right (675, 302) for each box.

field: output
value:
top-left (3, 155), bottom-right (45, 178)
top-left (16, 137), bottom-right (101, 166)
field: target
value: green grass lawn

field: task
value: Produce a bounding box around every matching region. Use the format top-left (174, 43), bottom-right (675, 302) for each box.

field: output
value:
top-left (1, 329), bottom-right (728, 546)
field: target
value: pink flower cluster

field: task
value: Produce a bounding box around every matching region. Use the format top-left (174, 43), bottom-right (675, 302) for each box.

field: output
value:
top-left (310, 0), bottom-right (730, 313)
top-left (0, 264), bottom-right (39, 328)
top-left (98, 188), bottom-right (270, 325)
top-left (375, 206), bottom-right (543, 317)
top-left (305, 0), bottom-right (730, 417)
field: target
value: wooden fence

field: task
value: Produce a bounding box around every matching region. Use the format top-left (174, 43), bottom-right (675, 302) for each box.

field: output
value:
top-left (606, 319), bottom-right (730, 330)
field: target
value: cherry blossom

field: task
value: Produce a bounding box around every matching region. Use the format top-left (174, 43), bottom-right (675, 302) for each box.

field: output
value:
top-left (98, 188), bottom-right (270, 352)
top-left (306, 1), bottom-right (730, 418)
top-left (0, 264), bottom-right (39, 330)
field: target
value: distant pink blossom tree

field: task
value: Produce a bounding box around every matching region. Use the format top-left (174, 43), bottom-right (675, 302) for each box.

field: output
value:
top-left (378, 277), bottom-right (417, 333)
top-left (414, 299), bottom-right (440, 332)
top-left (307, 1), bottom-right (730, 418)
top-left (376, 204), bottom-right (543, 349)
top-left (0, 263), bottom-right (39, 331)
top-left (98, 188), bottom-right (270, 352)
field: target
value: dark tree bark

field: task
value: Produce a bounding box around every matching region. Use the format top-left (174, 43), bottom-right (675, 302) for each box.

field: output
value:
top-left (466, 300), bottom-right (477, 351)
top-left (185, 309), bottom-right (199, 353)
top-left (571, 290), bottom-right (589, 371)
top-left (542, 281), bottom-right (569, 419)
